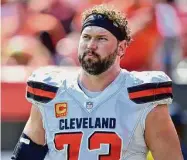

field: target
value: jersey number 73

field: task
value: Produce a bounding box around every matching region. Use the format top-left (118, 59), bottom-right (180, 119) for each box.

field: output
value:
top-left (54, 131), bottom-right (122, 160)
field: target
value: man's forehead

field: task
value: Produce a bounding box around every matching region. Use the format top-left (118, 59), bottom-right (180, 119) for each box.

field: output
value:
top-left (82, 26), bottom-right (111, 36)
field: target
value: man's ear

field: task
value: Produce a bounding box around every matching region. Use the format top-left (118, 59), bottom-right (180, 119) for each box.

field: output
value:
top-left (117, 40), bottom-right (127, 57)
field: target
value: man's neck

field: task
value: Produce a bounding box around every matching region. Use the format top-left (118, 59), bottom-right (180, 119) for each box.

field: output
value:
top-left (79, 65), bottom-right (121, 92)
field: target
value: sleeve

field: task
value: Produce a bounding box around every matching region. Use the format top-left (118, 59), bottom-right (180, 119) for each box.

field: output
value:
top-left (127, 71), bottom-right (173, 130)
top-left (127, 71), bottom-right (173, 105)
top-left (25, 67), bottom-right (60, 105)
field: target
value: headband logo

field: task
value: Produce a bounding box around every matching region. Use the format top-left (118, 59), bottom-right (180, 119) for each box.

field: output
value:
top-left (113, 21), bottom-right (119, 27)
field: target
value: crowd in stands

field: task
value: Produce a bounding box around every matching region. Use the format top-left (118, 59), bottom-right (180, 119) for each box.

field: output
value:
top-left (2, 0), bottom-right (187, 73)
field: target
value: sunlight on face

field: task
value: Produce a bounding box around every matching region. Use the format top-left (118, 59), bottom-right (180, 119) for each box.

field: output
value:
top-left (78, 26), bottom-right (119, 75)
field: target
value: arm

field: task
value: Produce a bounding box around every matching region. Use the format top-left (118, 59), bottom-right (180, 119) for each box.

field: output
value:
top-left (145, 104), bottom-right (183, 160)
top-left (11, 105), bottom-right (48, 160)
top-left (23, 105), bottom-right (46, 145)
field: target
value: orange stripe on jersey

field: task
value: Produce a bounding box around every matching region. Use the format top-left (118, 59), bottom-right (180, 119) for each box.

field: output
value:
top-left (27, 86), bottom-right (56, 99)
top-left (129, 87), bottom-right (172, 99)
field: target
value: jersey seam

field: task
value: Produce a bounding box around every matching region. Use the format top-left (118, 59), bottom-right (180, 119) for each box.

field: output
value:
top-left (140, 103), bottom-right (154, 133)
top-left (124, 108), bottom-right (147, 155)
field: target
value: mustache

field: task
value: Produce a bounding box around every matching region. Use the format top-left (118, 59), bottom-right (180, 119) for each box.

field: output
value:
top-left (83, 50), bottom-right (100, 58)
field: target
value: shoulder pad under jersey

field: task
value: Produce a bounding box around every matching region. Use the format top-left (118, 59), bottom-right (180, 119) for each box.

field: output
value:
top-left (26, 67), bottom-right (66, 104)
top-left (126, 71), bottom-right (173, 104)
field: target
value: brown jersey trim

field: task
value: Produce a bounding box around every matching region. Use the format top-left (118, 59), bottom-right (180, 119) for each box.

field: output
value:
top-left (128, 81), bottom-right (172, 104)
top-left (26, 81), bottom-right (58, 103)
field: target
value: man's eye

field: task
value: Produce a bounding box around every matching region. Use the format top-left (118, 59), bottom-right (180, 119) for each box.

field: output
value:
top-left (83, 35), bottom-right (90, 39)
top-left (98, 37), bottom-right (107, 40)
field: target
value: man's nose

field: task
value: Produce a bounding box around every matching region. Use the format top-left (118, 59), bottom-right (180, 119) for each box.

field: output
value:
top-left (87, 39), bottom-right (98, 50)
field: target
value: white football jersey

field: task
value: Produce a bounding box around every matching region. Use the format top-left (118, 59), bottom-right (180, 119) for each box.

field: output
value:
top-left (26, 67), bottom-right (173, 160)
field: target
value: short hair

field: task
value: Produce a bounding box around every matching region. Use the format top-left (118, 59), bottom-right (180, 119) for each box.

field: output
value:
top-left (81, 4), bottom-right (132, 45)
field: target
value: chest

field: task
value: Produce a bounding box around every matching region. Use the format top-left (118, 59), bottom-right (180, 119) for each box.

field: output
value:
top-left (41, 91), bottom-right (144, 160)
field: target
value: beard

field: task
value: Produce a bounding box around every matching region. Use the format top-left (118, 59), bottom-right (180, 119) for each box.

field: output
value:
top-left (78, 48), bottom-right (118, 75)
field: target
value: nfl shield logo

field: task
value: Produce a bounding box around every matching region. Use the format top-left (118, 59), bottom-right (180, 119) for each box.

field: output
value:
top-left (86, 102), bottom-right (93, 109)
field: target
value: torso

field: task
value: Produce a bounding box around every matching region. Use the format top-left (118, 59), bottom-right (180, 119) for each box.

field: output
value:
top-left (38, 69), bottom-right (149, 160)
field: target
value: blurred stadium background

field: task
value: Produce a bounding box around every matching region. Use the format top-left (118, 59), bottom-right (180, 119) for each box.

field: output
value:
top-left (1, 0), bottom-right (187, 159)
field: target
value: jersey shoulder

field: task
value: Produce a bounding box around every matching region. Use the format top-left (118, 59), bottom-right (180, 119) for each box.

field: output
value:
top-left (126, 71), bottom-right (173, 104)
top-left (26, 66), bottom-right (76, 105)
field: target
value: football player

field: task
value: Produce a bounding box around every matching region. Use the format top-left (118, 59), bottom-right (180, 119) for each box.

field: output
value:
top-left (11, 4), bottom-right (183, 160)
